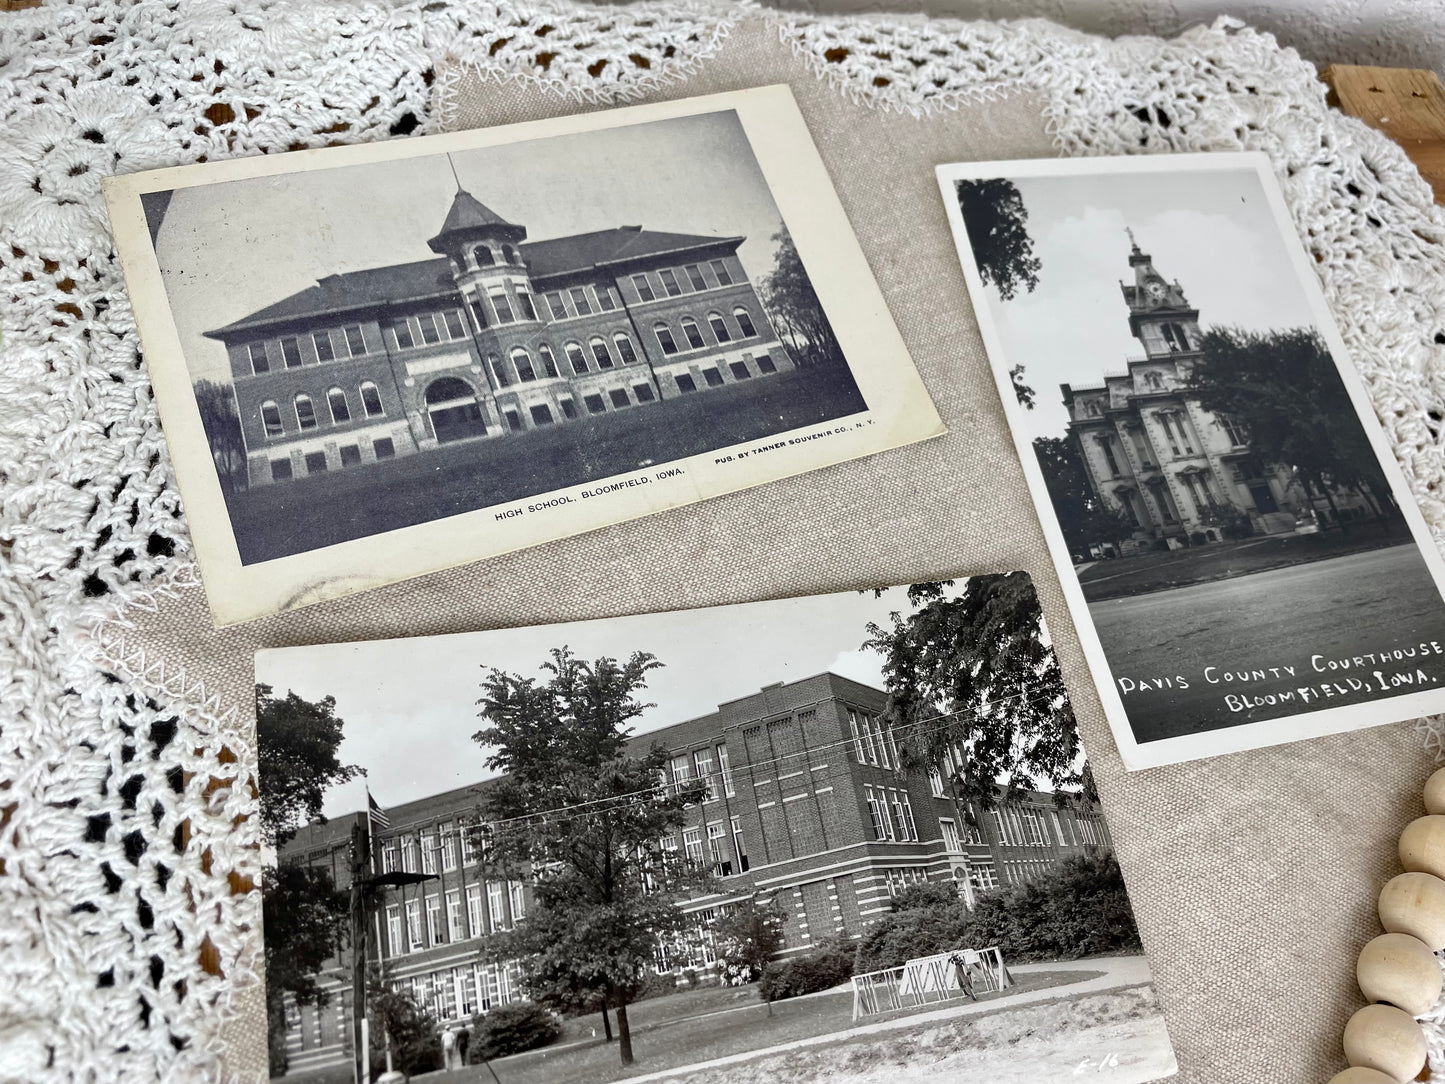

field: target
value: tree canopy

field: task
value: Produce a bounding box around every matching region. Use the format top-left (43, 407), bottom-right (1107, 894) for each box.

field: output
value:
top-left (1032, 436), bottom-right (1136, 556)
top-left (760, 228), bottom-right (843, 367)
top-left (255, 684), bottom-right (362, 848)
top-left (1185, 327), bottom-right (1394, 523)
top-left (863, 576), bottom-right (1090, 814)
top-left (956, 178), bottom-right (1041, 302)
top-left (263, 863), bottom-right (350, 1074)
top-left (472, 648), bottom-right (708, 1066)
top-left (193, 379), bottom-right (248, 493)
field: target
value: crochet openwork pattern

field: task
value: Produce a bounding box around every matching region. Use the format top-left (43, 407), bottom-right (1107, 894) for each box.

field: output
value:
top-left (3, 1), bottom-right (1445, 1079)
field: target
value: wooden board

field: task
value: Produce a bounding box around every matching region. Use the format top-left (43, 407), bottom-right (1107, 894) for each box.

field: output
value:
top-left (1322, 64), bottom-right (1445, 204)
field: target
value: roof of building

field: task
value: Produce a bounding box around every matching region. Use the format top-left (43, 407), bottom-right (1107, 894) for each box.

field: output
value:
top-left (206, 223), bottom-right (745, 340)
top-left (434, 189), bottom-right (519, 235)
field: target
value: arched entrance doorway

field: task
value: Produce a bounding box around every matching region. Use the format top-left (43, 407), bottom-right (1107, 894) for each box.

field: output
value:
top-left (425, 377), bottom-right (487, 443)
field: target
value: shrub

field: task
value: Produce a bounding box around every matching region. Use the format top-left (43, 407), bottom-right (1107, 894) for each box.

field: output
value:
top-left (891, 880), bottom-right (961, 912)
top-left (635, 971), bottom-right (680, 1002)
top-left (469, 1002), bottom-right (562, 1060)
top-left (759, 934), bottom-right (857, 1002)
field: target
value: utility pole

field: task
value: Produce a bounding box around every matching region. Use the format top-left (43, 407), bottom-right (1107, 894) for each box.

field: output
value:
top-left (349, 818), bottom-right (369, 1084)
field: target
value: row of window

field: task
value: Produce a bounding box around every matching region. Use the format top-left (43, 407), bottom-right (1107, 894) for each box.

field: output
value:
top-left (630, 259), bottom-right (734, 303)
top-left (395, 962), bottom-right (520, 1026)
top-left (486, 333), bottom-right (639, 388)
top-left (658, 815), bottom-right (750, 880)
top-left (384, 879), bottom-right (525, 954)
top-left (666, 744), bottom-right (736, 802)
top-left (938, 816), bottom-right (983, 852)
top-left (864, 784), bottom-right (918, 842)
top-left (260, 381), bottom-right (385, 437)
top-left (247, 324), bottom-right (371, 375)
top-left (653, 307), bottom-right (759, 356)
top-left (268, 438), bottom-right (394, 482)
top-left (380, 819), bottom-right (483, 876)
top-left (849, 708), bottom-right (901, 771)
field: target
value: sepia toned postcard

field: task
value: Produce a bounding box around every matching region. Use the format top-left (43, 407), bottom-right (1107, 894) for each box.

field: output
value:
top-left (938, 152), bottom-right (1445, 769)
top-left (252, 574), bottom-right (1175, 1082)
top-left (103, 85), bottom-right (943, 626)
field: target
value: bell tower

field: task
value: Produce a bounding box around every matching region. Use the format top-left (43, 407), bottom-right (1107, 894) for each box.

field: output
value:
top-left (1119, 228), bottom-right (1202, 360)
top-left (427, 185), bottom-right (541, 332)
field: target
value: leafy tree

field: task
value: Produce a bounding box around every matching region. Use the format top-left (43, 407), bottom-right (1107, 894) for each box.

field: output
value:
top-left (472, 648), bottom-right (709, 1067)
top-left (759, 228), bottom-right (843, 367)
top-left (193, 379), bottom-right (248, 493)
top-left (1031, 436), bottom-right (1136, 557)
top-left (262, 863), bottom-right (349, 1076)
top-left (863, 575), bottom-right (1091, 818)
top-left (255, 684), bottom-right (362, 849)
top-left (714, 897), bottom-right (785, 985)
top-left (368, 985), bottom-right (442, 1079)
top-left (1009, 363), bottom-right (1036, 410)
top-left (1185, 328), bottom-right (1396, 527)
top-left (469, 1002), bottom-right (562, 1060)
top-left (956, 178), bottom-right (1041, 302)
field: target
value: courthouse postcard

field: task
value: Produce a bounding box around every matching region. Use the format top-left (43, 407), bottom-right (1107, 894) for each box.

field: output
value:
top-left (939, 152), bottom-right (1445, 769)
top-left (104, 85), bottom-right (942, 625)
top-left (254, 575), bottom-right (1176, 1082)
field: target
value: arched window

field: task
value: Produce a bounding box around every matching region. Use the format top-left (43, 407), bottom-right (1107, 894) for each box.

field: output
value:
top-left (654, 323), bottom-right (678, 356)
top-left (359, 381), bottom-right (384, 418)
top-left (501, 244), bottom-right (518, 264)
top-left (680, 317), bottom-right (705, 350)
top-left (510, 347), bottom-right (536, 382)
top-left (565, 342), bottom-right (589, 374)
top-left (472, 245), bottom-right (494, 268)
top-left (589, 336), bottom-right (614, 370)
top-left (488, 354), bottom-right (511, 388)
top-left (425, 377), bottom-right (486, 443)
top-left (260, 400), bottom-right (283, 438)
top-left (294, 393), bottom-right (317, 431)
top-left (708, 312), bottom-right (731, 343)
top-left (538, 343), bottom-right (560, 378)
top-left (733, 307), bottom-right (757, 338)
top-left (327, 387), bottom-right (350, 424)
top-left (613, 333), bottom-right (638, 365)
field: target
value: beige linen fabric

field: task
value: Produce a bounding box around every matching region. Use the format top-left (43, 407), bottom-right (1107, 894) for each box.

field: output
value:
top-left (91, 16), bottom-right (1434, 1083)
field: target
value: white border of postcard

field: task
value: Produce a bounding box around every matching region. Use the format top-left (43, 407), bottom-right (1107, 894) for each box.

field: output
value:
top-left (104, 85), bottom-right (942, 626)
top-left (937, 151), bottom-right (1445, 770)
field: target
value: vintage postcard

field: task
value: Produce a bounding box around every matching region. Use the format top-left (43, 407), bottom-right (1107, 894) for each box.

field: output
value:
top-left (103, 86), bottom-right (942, 625)
top-left (938, 152), bottom-right (1445, 769)
top-left (253, 574), bottom-right (1175, 1083)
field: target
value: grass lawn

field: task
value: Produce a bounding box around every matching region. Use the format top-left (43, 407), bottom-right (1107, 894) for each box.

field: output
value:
top-left (1077, 519), bottom-right (1413, 602)
top-left (225, 364), bottom-right (866, 563)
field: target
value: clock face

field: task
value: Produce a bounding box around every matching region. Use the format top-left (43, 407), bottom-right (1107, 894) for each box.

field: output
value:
top-left (1145, 280), bottom-right (1167, 302)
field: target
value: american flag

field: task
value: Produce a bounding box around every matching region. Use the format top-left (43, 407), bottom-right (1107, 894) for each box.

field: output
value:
top-left (367, 790), bottom-right (391, 831)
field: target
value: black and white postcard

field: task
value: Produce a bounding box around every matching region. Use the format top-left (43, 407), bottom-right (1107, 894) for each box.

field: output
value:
top-left (252, 574), bottom-right (1175, 1083)
top-left (103, 86), bottom-right (942, 625)
top-left (939, 153), bottom-right (1445, 769)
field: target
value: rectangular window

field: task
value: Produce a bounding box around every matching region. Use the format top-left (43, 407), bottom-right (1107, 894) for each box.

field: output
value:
top-left (344, 326), bottom-right (366, 356)
top-left (608, 388), bottom-right (630, 409)
top-left (386, 905), bottom-right (402, 953)
top-left (469, 301), bottom-right (489, 331)
top-left (596, 285), bottom-right (616, 311)
top-left (717, 744), bottom-right (735, 797)
top-left (487, 881), bottom-right (505, 930)
top-left (505, 410), bottom-right (522, 432)
top-left (439, 822), bottom-right (457, 871)
top-left (312, 331), bottom-right (335, 362)
top-left (970, 860), bottom-right (999, 890)
top-left (465, 884), bottom-right (483, 938)
top-left (568, 287), bottom-right (592, 315)
top-left (544, 291), bottom-right (567, 320)
top-left (864, 786), bottom-right (890, 840)
top-left (709, 314), bottom-right (731, 343)
top-left (339, 444), bottom-right (361, 467)
top-left (692, 748), bottom-right (715, 801)
top-left (729, 361), bottom-right (751, 380)
top-left (421, 831), bottom-right (437, 875)
top-left (631, 274), bottom-right (655, 302)
top-left (1022, 809), bottom-right (1047, 847)
top-left (443, 310), bottom-right (466, 339)
top-left (702, 368), bottom-right (723, 388)
top-left (491, 291), bottom-right (514, 324)
top-left (281, 337), bottom-right (302, 368)
top-left (756, 354), bottom-right (776, 373)
top-left (940, 818), bottom-right (963, 853)
top-left (373, 437), bottom-right (395, 460)
top-left (417, 313), bottom-right (441, 344)
top-left (683, 826), bottom-right (705, 867)
top-left (509, 880), bottom-right (526, 922)
top-left (425, 895), bottom-right (442, 945)
top-left (559, 398), bottom-right (577, 420)
top-left (709, 259), bottom-right (732, 286)
top-left (670, 754), bottom-right (691, 795)
top-left (382, 841), bottom-right (398, 872)
top-left (675, 373), bottom-right (696, 393)
top-left (707, 822), bottom-right (729, 876)
top-left (890, 793), bottom-right (911, 841)
top-left (270, 459), bottom-right (292, 482)
top-left (633, 383), bottom-right (655, 403)
top-left (446, 889), bottom-right (464, 941)
top-left (929, 766), bottom-right (945, 798)
top-left (730, 815), bottom-right (749, 872)
top-left (405, 899), bottom-right (422, 948)
top-left (401, 835), bottom-right (417, 872)
top-left (516, 290), bottom-right (537, 321)
top-left (583, 394), bottom-right (606, 415)
top-left (303, 450), bottom-right (326, 474)
top-left (656, 326), bottom-right (678, 355)
top-left (659, 269), bottom-right (681, 296)
top-left (683, 320), bottom-right (706, 350)
top-left (685, 264), bottom-right (707, 290)
top-left (530, 404), bottom-right (554, 426)
top-left (247, 342), bottom-right (270, 373)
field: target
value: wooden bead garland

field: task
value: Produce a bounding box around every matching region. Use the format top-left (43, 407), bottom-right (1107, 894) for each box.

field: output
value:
top-left (1333, 767), bottom-right (1445, 1083)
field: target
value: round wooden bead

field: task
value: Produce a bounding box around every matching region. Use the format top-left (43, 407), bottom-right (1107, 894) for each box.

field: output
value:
top-left (1328, 1067), bottom-right (1403, 1084)
top-left (1422, 766), bottom-right (1445, 815)
top-left (1357, 932), bottom-right (1443, 1016)
top-left (1328, 1067), bottom-right (1402, 1084)
top-left (1398, 815), bottom-right (1445, 880)
top-left (1380, 872), bottom-right (1445, 951)
top-left (1342, 1003), bottom-right (1427, 1082)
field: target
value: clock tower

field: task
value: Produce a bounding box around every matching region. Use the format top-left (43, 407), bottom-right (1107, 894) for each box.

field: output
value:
top-left (1120, 228), bottom-right (1202, 359)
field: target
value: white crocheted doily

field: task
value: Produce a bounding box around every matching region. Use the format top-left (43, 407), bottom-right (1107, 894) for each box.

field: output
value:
top-left (4, 1), bottom-right (1445, 1081)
